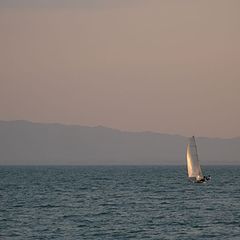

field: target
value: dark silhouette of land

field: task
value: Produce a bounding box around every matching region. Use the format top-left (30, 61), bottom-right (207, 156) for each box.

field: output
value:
top-left (0, 120), bottom-right (239, 165)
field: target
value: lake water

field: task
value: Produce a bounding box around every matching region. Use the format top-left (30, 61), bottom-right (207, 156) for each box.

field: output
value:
top-left (1, 166), bottom-right (240, 239)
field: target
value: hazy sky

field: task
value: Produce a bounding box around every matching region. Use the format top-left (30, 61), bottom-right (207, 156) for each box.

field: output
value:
top-left (0, 0), bottom-right (240, 138)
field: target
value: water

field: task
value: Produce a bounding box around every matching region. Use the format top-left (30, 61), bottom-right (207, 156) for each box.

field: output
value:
top-left (1, 166), bottom-right (240, 239)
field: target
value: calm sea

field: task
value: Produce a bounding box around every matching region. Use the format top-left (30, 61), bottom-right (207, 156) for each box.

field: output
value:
top-left (0, 166), bottom-right (240, 239)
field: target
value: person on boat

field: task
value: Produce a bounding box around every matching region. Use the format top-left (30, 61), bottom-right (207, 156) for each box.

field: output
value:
top-left (204, 175), bottom-right (211, 181)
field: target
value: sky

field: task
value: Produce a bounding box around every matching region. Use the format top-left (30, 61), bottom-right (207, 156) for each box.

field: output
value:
top-left (0, 0), bottom-right (240, 138)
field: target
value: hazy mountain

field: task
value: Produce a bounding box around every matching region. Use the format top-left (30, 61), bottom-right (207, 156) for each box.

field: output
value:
top-left (0, 120), bottom-right (239, 165)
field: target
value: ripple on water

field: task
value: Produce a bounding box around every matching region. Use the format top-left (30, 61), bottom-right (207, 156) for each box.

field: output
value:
top-left (1, 166), bottom-right (240, 239)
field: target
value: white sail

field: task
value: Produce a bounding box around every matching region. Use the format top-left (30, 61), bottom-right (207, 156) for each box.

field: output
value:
top-left (186, 136), bottom-right (203, 180)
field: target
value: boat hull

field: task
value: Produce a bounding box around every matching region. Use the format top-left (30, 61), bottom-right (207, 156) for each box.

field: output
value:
top-left (188, 177), bottom-right (210, 183)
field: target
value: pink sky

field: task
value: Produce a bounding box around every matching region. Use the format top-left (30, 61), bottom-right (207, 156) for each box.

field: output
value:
top-left (0, 1), bottom-right (240, 138)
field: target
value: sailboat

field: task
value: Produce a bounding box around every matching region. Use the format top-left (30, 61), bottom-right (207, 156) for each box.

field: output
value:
top-left (186, 136), bottom-right (210, 183)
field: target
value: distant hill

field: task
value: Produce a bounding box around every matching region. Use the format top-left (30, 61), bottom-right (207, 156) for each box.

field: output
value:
top-left (0, 120), bottom-right (239, 165)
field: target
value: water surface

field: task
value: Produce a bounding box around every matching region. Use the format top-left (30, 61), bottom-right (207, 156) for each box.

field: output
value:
top-left (1, 166), bottom-right (240, 239)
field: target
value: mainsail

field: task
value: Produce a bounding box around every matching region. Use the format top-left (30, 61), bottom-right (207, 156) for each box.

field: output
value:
top-left (186, 136), bottom-right (203, 180)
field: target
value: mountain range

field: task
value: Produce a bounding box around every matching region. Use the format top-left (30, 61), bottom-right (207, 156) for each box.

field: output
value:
top-left (0, 120), bottom-right (239, 165)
